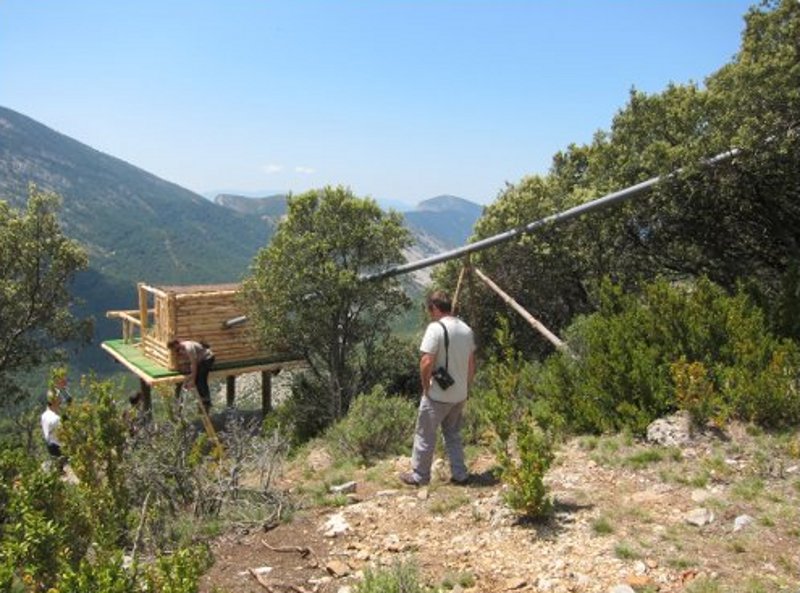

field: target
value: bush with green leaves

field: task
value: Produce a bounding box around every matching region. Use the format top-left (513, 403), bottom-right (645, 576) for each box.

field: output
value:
top-left (473, 319), bottom-right (557, 518)
top-left (264, 336), bottom-right (419, 447)
top-left (355, 558), bottom-right (432, 593)
top-left (538, 277), bottom-right (800, 434)
top-left (0, 388), bottom-right (246, 593)
top-left (323, 385), bottom-right (416, 464)
top-left (0, 445), bottom-right (95, 592)
top-left (59, 376), bottom-right (133, 549)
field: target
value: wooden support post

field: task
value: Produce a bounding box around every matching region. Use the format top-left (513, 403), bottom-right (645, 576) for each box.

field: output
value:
top-left (226, 375), bottom-right (235, 408)
top-left (472, 267), bottom-right (569, 353)
top-left (452, 256), bottom-right (470, 315)
top-left (261, 371), bottom-right (272, 416)
top-left (138, 283), bottom-right (148, 338)
top-left (139, 379), bottom-right (153, 414)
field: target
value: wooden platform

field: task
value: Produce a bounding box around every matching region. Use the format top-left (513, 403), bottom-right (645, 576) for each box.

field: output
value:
top-left (101, 338), bottom-right (306, 416)
top-left (101, 339), bottom-right (306, 385)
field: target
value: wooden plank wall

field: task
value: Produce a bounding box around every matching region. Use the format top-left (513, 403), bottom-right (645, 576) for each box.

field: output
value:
top-left (171, 290), bottom-right (268, 367)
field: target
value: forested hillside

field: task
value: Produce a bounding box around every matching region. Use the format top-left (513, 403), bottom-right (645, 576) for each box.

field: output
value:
top-left (0, 107), bottom-right (276, 371)
top-left (0, 109), bottom-right (480, 374)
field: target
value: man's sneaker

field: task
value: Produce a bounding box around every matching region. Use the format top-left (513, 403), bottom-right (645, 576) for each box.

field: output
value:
top-left (398, 472), bottom-right (427, 487)
top-left (449, 474), bottom-right (471, 486)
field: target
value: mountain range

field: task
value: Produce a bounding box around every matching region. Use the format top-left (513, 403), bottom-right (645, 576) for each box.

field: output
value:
top-left (0, 106), bottom-right (482, 374)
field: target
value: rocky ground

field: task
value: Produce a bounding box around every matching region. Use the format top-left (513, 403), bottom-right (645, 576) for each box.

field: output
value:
top-left (199, 417), bottom-right (800, 593)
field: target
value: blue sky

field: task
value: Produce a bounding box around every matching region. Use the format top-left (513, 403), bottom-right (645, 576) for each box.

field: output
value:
top-left (1, 1), bottom-right (754, 209)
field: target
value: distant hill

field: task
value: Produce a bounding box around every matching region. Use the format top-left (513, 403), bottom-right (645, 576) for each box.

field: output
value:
top-left (213, 193), bottom-right (288, 220)
top-left (0, 106), bottom-right (484, 375)
top-left (404, 195), bottom-right (483, 249)
top-left (0, 106), bottom-right (273, 373)
top-left (213, 192), bottom-right (484, 285)
top-left (213, 192), bottom-right (482, 252)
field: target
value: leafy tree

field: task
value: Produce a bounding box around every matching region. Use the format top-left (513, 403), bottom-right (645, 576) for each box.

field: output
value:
top-left (0, 185), bottom-right (91, 403)
top-left (244, 186), bottom-right (412, 436)
top-left (458, 0), bottom-right (800, 356)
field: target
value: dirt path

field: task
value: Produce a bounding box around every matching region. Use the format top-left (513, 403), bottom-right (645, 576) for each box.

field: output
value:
top-left (200, 431), bottom-right (800, 593)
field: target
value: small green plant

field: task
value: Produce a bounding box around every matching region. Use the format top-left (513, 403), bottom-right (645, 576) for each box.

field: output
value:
top-left (591, 516), bottom-right (614, 535)
top-left (355, 558), bottom-right (432, 593)
top-left (480, 320), bottom-right (555, 518)
top-left (440, 571), bottom-right (475, 590)
top-left (428, 494), bottom-right (469, 516)
top-left (666, 557), bottom-right (694, 570)
top-left (622, 447), bottom-right (665, 469)
top-left (732, 477), bottom-right (765, 501)
top-left (614, 541), bottom-right (640, 560)
top-left (684, 577), bottom-right (722, 593)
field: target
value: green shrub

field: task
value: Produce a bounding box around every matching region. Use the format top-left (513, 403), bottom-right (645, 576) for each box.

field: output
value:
top-left (59, 376), bottom-right (133, 549)
top-left (537, 277), bottom-right (800, 434)
top-left (499, 416), bottom-right (554, 517)
top-left (355, 559), bottom-right (432, 593)
top-left (323, 386), bottom-right (416, 463)
top-left (144, 545), bottom-right (211, 593)
top-left (476, 319), bottom-right (556, 518)
top-left (58, 552), bottom-right (137, 593)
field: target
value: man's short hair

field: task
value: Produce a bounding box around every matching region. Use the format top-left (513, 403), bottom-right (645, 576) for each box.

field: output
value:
top-left (426, 290), bottom-right (452, 313)
top-left (167, 339), bottom-right (180, 350)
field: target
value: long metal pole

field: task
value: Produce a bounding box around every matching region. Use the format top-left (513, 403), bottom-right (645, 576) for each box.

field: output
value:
top-left (363, 148), bottom-right (739, 282)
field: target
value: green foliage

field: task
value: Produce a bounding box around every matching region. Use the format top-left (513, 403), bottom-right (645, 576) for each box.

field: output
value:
top-left (538, 277), bottom-right (800, 434)
top-left (0, 185), bottom-right (91, 403)
top-left (58, 553), bottom-right (137, 593)
top-left (451, 1), bottom-right (800, 365)
top-left (143, 546), bottom-right (211, 593)
top-left (475, 319), bottom-right (556, 518)
top-left (0, 375), bottom-right (257, 593)
top-left (0, 448), bottom-right (90, 592)
top-left (56, 545), bottom-right (210, 593)
top-left (59, 376), bottom-right (133, 549)
top-left (323, 386), bottom-right (416, 464)
top-left (355, 559), bottom-right (432, 593)
top-left (244, 186), bottom-right (412, 434)
top-left (499, 417), bottom-right (554, 517)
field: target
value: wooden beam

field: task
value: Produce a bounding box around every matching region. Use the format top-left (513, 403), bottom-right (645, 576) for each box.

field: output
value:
top-left (452, 257), bottom-right (469, 315)
top-left (472, 267), bottom-right (569, 352)
top-left (138, 283), bottom-right (148, 337)
top-left (226, 375), bottom-right (235, 408)
top-left (139, 379), bottom-right (152, 413)
top-left (261, 371), bottom-right (273, 415)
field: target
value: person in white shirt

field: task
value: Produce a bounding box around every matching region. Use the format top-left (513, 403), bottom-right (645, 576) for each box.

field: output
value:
top-left (400, 290), bottom-right (476, 487)
top-left (41, 391), bottom-right (64, 463)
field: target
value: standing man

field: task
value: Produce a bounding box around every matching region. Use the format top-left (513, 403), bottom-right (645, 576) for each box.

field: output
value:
top-left (167, 339), bottom-right (216, 411)
top-left (400, 290), bottom-right (476, 487)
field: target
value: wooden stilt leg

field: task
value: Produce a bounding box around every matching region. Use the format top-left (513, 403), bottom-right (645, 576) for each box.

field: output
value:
top-left (226, 375), bottom-right (235, 409)
top-left (140, 379), bottom-right (152, 414)
top-left (261, 371), bottom-right (272, 416)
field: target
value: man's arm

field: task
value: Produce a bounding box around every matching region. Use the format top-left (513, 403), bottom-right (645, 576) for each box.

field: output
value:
top-left (186, 359), bottom-right (198, 388)
top-left (420, 352), bottom-right (436, 397)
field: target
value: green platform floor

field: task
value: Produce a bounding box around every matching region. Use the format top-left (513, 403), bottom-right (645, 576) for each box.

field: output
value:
top-left (101, 339), bottom-right (305, 384)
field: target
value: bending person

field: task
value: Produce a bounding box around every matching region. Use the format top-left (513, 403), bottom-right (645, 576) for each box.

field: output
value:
top-left (168, 339), bottom-right (216, 411)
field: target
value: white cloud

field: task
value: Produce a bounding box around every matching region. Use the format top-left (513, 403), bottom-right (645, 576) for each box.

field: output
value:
top-left (295, 166), bottom-right (315, 175)
top-left (262, 163), bottom-right (284, 174)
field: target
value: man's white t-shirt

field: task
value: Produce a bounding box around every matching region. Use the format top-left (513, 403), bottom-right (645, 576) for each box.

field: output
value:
top-left (420, 315), bottom-right (475, 403)
top-left (41, 408), bottom-right (61, 446)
